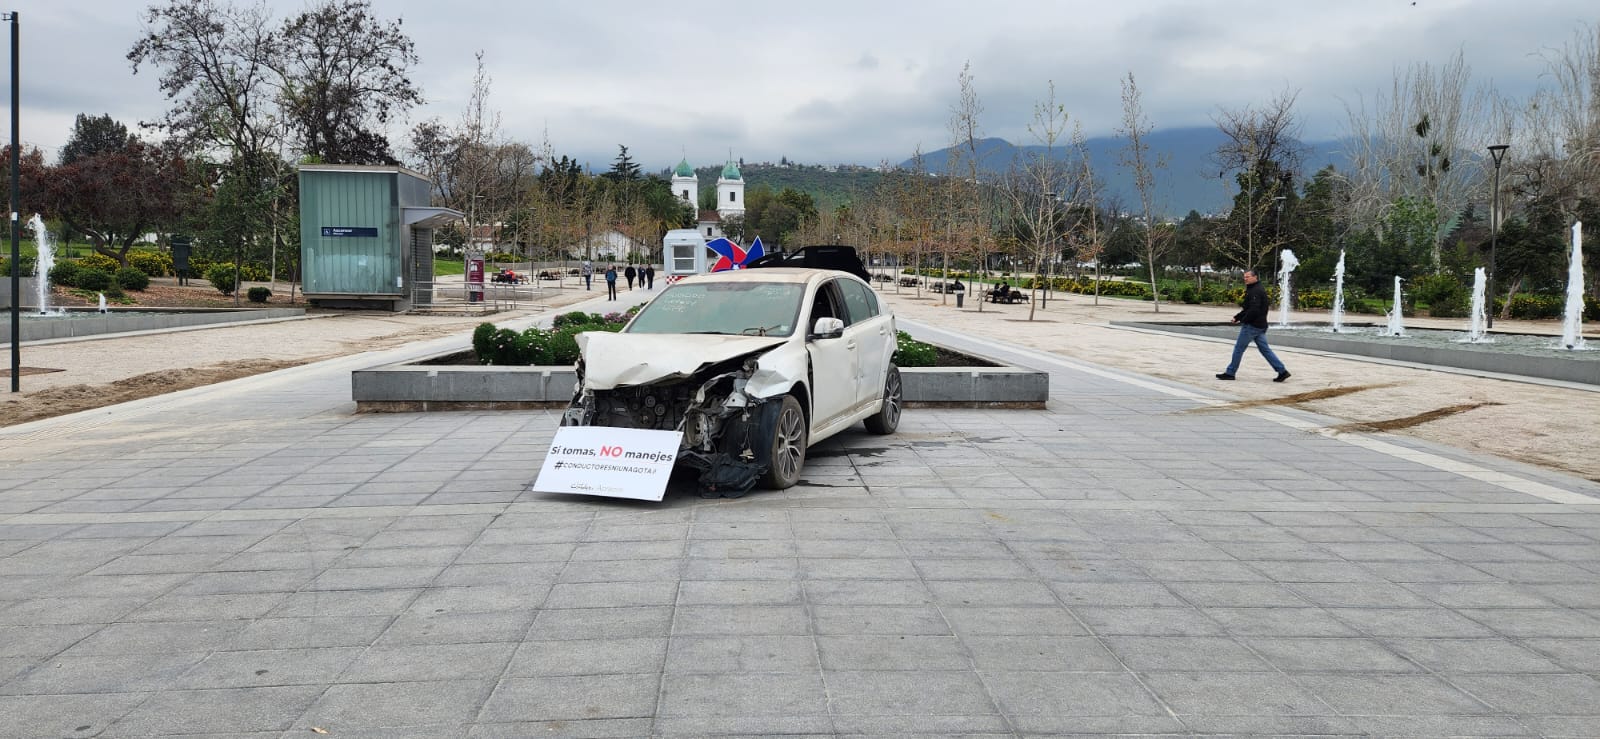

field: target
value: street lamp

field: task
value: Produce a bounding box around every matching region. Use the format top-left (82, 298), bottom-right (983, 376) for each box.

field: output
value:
top-left (1271, 195), bottom-right (1286, 284)
top-left (1486, 144), bottom-right (1510, 329)
top-left (6, 11), bottom-right (18, 392)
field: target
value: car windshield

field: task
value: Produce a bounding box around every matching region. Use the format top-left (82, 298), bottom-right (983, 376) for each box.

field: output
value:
top-left (626, 281), bottom-right (804, 337)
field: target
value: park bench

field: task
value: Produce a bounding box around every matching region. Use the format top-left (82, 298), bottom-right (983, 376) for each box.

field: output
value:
top-left (898, 277), bottom-right (921, 288)
top-left (987, 288), bottom-right (1026, 304)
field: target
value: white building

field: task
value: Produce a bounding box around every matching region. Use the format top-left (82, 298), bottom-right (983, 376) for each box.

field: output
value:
top-left (672, 157), bottom-right (746, 241)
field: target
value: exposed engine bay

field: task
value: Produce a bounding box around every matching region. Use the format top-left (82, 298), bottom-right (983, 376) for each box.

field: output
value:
top-left (562, 353), bottom-right (775, 496)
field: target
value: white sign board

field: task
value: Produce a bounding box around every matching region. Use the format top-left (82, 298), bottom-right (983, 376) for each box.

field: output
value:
top-left (533, 426), bottom-right (684, 501)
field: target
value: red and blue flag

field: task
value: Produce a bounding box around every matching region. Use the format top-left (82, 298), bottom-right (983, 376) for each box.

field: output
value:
top-left (707, 236), bottom-right (765, 272)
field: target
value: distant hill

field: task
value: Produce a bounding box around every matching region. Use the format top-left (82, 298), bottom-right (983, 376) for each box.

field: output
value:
top-left (654, 128), bottom-right (1351, 217)
top-left (902, 128), bottom-right (1352, 216)
top-left (655, 163), bottom-right (887, 212)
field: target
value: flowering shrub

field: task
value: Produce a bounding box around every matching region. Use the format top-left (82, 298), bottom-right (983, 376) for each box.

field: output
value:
top-left (892, 330), bottom-right (937, 367)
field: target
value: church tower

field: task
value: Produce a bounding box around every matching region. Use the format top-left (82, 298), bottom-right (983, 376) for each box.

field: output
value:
top-left (716, 158), bottom-right (745, 219)
top-left (670, 157), bottom-right (698, 210)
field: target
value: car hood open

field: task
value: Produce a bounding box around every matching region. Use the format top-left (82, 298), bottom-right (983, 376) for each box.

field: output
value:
top-left (577, 332), bottom-right (787, 390)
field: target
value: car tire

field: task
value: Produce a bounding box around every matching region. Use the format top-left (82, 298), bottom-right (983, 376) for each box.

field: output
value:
top-left (757, 394), bottom-right (808, 489)
top-left (863, 364), bottom-right (902, 435)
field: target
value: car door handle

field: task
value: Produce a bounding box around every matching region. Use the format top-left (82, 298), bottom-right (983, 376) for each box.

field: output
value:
top-left (846, 342), bottom-right (857, 350)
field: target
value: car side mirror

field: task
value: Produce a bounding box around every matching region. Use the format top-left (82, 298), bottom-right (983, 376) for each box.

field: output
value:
top-left (810, 317), bottom-right (845, 339)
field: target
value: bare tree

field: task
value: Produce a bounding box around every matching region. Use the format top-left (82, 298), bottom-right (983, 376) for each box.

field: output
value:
top-left (1212, 90), bottom-right (1303, 274)
top-left (1070, 124), bottom-right (1106, 305)
top-left (999, 81), bottom-right (1074, 320)
top-left (947, 61), bottom-right (988, 309)
top-left (1521, 21), bottom-right (1600, 215)
top-left (1118, 72), bottom-right (1171, 312)
top-left (1341, 50), bottom-right (1489, 268)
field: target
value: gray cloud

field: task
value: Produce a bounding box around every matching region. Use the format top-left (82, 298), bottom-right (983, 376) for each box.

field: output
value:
top-left (9, 0), bottom-right (1596, 172)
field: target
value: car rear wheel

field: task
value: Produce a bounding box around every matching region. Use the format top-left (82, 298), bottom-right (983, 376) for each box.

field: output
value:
top-left (863, 364), bottom-right (902, 435)
top-left (758, 394), bottom-right (808, 489)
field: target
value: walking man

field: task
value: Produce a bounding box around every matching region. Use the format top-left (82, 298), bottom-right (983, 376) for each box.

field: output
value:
top-left (624, 264), bottom-right (637, 290)
top-left (643, 264), bottom-right (655, 289)
top-left (581, 260), bottom-right (594, 291)
top-left (1218, 270), bottom-right (1290, 382)
top-left (604, 265), bottom-right (618, 301)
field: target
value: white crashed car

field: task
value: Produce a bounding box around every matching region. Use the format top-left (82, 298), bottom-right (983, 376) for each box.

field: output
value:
top-left (562, 250), bottom-right (900, 493)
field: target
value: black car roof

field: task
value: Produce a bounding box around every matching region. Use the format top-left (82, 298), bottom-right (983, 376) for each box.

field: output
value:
top-left (744, 245), bottom-right (871, 283)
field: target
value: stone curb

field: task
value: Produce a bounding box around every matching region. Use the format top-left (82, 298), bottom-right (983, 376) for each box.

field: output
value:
top-left (1117, 320), bottom-right (1599, 386)
top-left (352, 351), bottom-right (1048, 411)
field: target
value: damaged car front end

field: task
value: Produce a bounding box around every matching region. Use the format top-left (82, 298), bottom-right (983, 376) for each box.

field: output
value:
top-left (562, 313), bottom-right (810, 496)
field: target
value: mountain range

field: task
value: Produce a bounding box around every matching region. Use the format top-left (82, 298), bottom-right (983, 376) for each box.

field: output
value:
top-left (667, 127), bottom-right (1352, 217)
top-left (899, 127), bottom-right (1353, 216)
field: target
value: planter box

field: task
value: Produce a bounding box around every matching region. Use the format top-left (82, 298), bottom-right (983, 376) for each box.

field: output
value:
top-left (353, 350), bottom-right (1048, 412)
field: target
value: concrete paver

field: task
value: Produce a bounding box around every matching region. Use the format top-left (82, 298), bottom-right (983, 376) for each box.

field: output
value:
top-left (1, 290), bottom-right (1599, 736)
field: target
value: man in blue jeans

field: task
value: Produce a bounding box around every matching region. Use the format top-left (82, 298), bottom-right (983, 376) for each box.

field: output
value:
top-left (1218, 270), bottom-right (1290, 382)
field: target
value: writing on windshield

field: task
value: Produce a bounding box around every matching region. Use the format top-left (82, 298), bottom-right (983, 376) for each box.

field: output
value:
top-left (626, 282), bottom-right (804, 337)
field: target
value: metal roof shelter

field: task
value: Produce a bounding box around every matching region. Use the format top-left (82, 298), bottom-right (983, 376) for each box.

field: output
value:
top-left (298, 164), bottom-right (462, 311)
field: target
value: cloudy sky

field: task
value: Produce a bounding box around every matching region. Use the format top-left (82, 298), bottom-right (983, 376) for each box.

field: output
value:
top-left (12, 0), bottom-right (1597, 172)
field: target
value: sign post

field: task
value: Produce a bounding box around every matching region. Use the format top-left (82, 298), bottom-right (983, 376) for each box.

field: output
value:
top-left (170, 235), bottom-right (191, 286)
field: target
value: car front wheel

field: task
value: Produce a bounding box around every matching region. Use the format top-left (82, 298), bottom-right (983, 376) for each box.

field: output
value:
top-left (863, 364), bottom-right (902, 435)
top-left (758, 394), bottom-right (808, 489)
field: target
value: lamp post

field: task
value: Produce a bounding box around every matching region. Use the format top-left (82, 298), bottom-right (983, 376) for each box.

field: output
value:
top-left (1486, 144), bottom-right (1509, 329)
top-left (6, 11), bottom-right (17, 392)
top-left (1271, 195), bottom-right (1286, 285)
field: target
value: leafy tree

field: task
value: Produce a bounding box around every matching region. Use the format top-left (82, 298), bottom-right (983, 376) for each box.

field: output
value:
top-left (59, 114), bottom-right (134, 166)
top-left (743, 186), bottom-right (817, 246)
top-left (276, 0), bottom-right (421, 165)
top-left (34, 140), bottom-right (187, 266)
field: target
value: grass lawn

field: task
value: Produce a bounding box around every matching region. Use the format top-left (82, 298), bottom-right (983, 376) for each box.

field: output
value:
top-left (435, 258), bottom-right (464, 276)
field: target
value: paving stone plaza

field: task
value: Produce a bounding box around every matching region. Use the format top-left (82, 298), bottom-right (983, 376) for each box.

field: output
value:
top-left (3, 296), bottom-right (1600, 737)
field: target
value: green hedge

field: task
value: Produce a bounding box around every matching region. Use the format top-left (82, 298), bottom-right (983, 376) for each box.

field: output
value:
top-left (474, 310), bottom-right (634, 366)
top-left (75, 268), bottom-right (116, 292)
top-left (115, 267), bottom-right (149, 291)
top-left (205, 263), bottom-right (239, 295)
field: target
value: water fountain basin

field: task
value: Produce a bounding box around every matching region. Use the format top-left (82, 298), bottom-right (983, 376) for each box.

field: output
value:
top-left (4, 306), bottom-right (306, 344)
top-left (1115, 321), bottom-right (1599, 386)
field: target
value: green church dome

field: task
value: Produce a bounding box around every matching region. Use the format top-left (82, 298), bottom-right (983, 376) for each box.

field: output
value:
top-left (674, 158), bottom-right (694, 178)
top-left (721, 160), bottom-right (742, 180)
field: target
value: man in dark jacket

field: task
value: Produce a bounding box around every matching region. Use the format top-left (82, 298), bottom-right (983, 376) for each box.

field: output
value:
top-left (1218, 270), bottom-right (1290, 382)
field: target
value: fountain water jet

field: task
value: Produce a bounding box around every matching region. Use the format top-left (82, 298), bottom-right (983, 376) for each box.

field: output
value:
top-left (1385, 276), bottom-right (1406, 337)
top-left (27, 214), bottom-right (58, 315)
top-left (1464, 267), bottom-right (1490, 343)
top-left (1275, 249), bottom-right (1299, 328)
top-left (97, 293), bottom-right (108, 314)
top-left (1330, 250), bottom-right (1346, 332)
top-left (1561, 221), bottom-right (1586, 350)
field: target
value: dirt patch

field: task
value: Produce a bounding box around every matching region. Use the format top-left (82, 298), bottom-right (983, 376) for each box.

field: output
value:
top-left (0, 366), bottom-right (65, 378)
top-left (1185, 384), bottom-right (1397, 412)
top-left (0, 358), bottom-right (320, 427)
top-left (1331, 402), bottom-right (1504, 433)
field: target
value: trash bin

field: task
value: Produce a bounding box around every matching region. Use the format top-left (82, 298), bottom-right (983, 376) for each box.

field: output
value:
top-left (955, 292), bottom-right (965, 308)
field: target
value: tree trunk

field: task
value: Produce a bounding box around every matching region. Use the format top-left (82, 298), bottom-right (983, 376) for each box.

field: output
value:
top-left (1147, 262), bottom-right (1162, 313)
